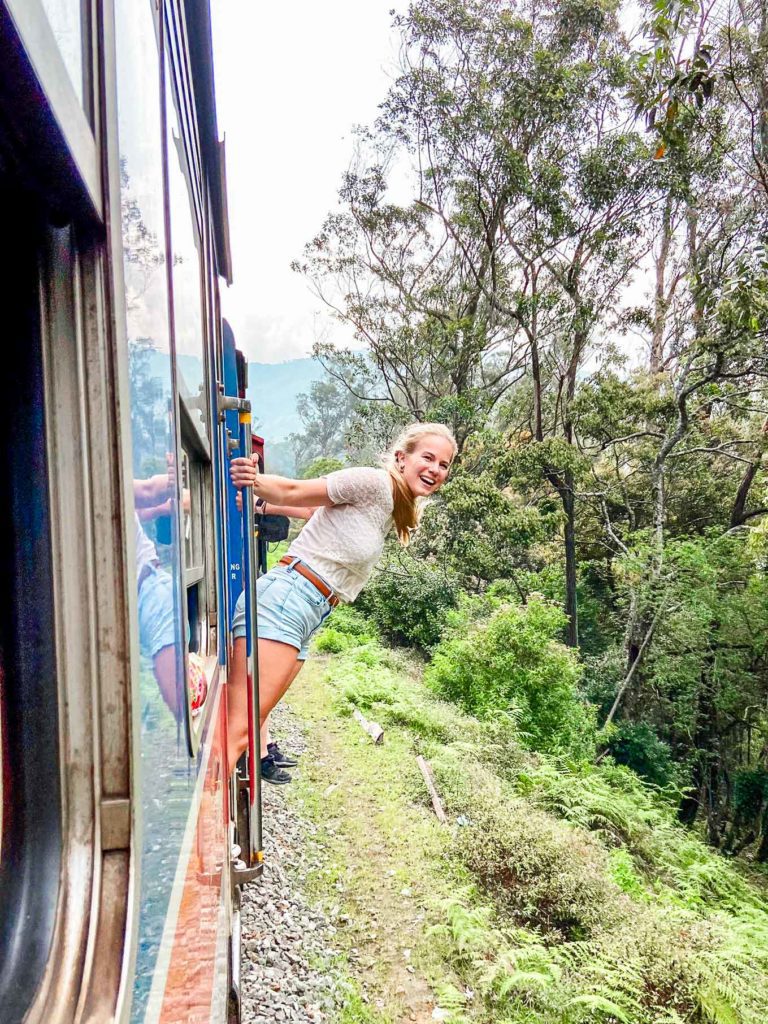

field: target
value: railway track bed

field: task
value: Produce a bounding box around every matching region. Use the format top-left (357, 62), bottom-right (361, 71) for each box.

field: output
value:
top-left (240, 702), bottom-right (347, 1023)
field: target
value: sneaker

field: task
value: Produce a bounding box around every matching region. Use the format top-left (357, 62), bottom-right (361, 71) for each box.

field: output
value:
top-left (261, 755), bottom-right (291, 785)
top-left (268, 741), bottom-right (298, 768)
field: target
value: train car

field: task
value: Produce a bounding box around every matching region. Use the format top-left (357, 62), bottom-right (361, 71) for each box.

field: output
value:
top-left (0, 1), bottom-right (263, 1022)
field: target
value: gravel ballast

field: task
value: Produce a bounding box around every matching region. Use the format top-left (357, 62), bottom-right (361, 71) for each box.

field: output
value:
top-left (240, 705), bottom-right (346, 1024)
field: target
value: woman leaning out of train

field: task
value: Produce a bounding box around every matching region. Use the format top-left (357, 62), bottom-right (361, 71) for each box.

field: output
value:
top-left (227, 422), bottom-right (457, 780)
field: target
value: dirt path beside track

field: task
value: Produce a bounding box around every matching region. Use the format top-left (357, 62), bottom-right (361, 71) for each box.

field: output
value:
top-left (240, 657), bottom-right (459, 1024)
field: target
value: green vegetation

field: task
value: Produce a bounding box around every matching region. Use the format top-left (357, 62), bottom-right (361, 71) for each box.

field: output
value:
top-left (288, 0), bottom-right (768, 862)
top-left (282, 0), bottom-right (768, 1013)
top-left (304, 624), bottom-right (768, 1024)
top-left (425, 596), bottom-right (593, 757)
top-left (356, 552), bottom-right (459, 652)
top-left (265, 538), bottom-right (290, 571)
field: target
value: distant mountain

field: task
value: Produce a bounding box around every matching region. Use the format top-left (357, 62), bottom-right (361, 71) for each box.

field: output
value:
top-left (136, 350), bottom-right (323, 466)
top-left (245, 358), bottom-right (324, 443)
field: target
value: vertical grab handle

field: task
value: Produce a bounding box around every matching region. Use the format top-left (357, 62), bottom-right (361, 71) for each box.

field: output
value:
top-left (239, 412), bottom-right (264, 867)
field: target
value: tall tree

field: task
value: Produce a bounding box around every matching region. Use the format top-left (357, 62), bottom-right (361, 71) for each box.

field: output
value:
top-left (298, 0), bottom-right (657, 643)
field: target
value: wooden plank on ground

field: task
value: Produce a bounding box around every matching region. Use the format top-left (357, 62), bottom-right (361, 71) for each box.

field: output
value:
top-left (352, 708), bottom-right (384, 744)
top-left (416, 756), bottom-right (447, 824)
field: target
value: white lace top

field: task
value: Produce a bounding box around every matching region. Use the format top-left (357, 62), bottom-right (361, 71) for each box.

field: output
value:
top-left (135, 513), bottom-right (159, 576)
top-left (286, 467), bottom-right (394, 603)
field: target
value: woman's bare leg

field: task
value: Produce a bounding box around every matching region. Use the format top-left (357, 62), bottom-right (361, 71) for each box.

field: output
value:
top-left (228, 637), bottom-right (302, 773)
top-left (260, 659), bottom-right (305, 754)
top-left (153, 644), bottom-right (181, 719)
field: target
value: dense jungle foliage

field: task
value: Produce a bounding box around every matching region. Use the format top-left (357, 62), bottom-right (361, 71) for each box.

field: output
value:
top-left (314, 608), bottom-right (768, 1024)
top-left (291, 0), bottom-right (768, 866)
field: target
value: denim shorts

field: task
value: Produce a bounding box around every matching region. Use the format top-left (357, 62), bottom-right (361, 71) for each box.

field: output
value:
top-left (233, 561), bottom-right (334, 660)
top-left (137, 566), bottom-right (176, 657)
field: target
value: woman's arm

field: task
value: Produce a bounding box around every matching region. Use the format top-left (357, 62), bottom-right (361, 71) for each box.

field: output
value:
top-left (133, 473), bottom-right (173, 508)
top-left (235, 490), bottom-right (315, 520)
top-left (259, 501), bottom-right (316, 521)
top-left (230, 457), bottom-right (333, 508)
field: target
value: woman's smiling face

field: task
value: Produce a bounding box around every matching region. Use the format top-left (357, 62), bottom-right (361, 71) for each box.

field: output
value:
top-left (398, 434), bottom-right (454, 497)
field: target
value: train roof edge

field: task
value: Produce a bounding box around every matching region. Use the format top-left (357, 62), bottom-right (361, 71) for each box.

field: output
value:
top-left (184, 0), bottom-right (233, 285)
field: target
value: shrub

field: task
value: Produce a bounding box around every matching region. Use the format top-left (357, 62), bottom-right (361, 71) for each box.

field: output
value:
top-left (314, 628), bottom-right (354, 654)
top-left (327, 646), bottom-right (404, 715)
top-left (607, 721), bottom-right (675, 789)
top-left (314, 605), bottom-right (379, 654)
top-left (425, 596), bottom-right (595, 758)
top-left (357, 553), bottom-right (459, 652)
top-left (439, 589), bottom-right (504, 640)
top-left (379, 697), bottom-right (465, 743)
top-left (453, 787), bottom-right (623, 939)
top-left (327, 604), bottom-right (379, 640)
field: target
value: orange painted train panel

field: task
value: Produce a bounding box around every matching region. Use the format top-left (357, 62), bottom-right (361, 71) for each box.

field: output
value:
top-left (157, 693), bottom-right (230, 1023)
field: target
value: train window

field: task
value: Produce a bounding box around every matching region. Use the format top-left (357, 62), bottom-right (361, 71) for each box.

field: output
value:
top-left (164, 23), bottom-right (219, 737)
top-left (3, 0), bottom-right (100, 212)
top-left (182, 449), bottom-right (205, 592)
top-left (180, 435), bottom-right (214, 738)
top-left (165, 55), bottom-right (209, 451)
top-left (181, 442), bottom-right (208, 661)
top-left (38, 0), bottom-right (87, 105)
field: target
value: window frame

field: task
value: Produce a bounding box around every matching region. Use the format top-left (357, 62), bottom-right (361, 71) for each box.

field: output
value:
top-left (161, 1), bottom-right (220, 752)
top-left (3, 0), bottom-right (101, 219)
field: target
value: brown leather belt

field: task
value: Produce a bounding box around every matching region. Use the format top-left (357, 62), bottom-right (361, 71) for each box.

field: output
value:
top-left (278, 556), bottom-right (340, 607)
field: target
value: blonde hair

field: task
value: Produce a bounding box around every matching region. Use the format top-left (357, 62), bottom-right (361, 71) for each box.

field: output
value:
top-left (384, 422), bottom-right (458, 545)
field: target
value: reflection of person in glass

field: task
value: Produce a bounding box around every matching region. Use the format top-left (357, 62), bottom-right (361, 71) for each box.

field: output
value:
top-left (227, 423), bottom-right (457, 778)
top-left (135, 511), bottom-right (180, 718)
top-left (133, 471), bottom-right (197, 720)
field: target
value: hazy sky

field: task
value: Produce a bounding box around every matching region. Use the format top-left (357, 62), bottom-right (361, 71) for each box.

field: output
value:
top-left (211, 1), bottom-right (403, 363)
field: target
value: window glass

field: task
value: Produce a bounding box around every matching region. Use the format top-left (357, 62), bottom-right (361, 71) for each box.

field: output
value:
top-left (165, 62), bottom-right (209, 449)
top-left (181, 441), bottom-right (211, 667)
top-left (39, 0), bottom-right (85, 105)
top-left (181, 449), bottom-right (204, 585)
top-left (114, 1), bottom-right (193, 1019)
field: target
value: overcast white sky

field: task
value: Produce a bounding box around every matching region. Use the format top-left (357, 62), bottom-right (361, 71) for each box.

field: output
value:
top-left (211, 1), bottom-right (403, 363)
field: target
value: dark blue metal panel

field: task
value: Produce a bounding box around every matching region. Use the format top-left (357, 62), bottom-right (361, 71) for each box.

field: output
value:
top-left (0, 196), bottom-right (61, 1024)
top-left (222, 319), bottom-right (244, 624)
top-left (210, 320), bottom-right (228, 665)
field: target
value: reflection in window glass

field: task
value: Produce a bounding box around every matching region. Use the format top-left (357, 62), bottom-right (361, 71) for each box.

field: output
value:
top-left (165, 65), bottom-right (208, 448)
top-left (114, 2), bottom-right (191, 1020)
top-left (40, 0), bottom-right (84, 104)
top-left (181, 449), bottom-right (204, 583)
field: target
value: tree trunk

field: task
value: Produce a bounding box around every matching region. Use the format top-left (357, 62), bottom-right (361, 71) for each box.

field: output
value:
top-left (678, 757), bottom-right (703, 826)
top-left (530, 267), bottom-right (543, 442)
top-left (730, 418), bottom-right (767, 527)
top-left (706, 758), bottom-right (725, 848)
top-left (757, 801), bottom-right (768, 863)
top-left (562, 476), bottom-right (579, 648)
top-left (730, 459), bottom-right (762, 528)
top-left (678, 654), bottom-right (722, 839)
top-left (650, 197), bottom-right (673, 375)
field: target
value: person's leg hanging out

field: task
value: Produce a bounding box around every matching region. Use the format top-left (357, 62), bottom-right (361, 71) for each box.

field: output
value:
top-left (227, 636), bottom-right (303, 775)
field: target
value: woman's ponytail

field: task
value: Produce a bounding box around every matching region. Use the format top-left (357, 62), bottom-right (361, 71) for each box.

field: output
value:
top-left (387, 463), bottom-right (420, 545)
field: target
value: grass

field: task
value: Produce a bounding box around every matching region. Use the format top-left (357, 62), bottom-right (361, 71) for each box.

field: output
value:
top-left (265, 538), bottom-right (290, 570)
top-left (285, 656), bottom-right (477, 1021)
top-left (279, 611), bottom-right (768, 1024)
